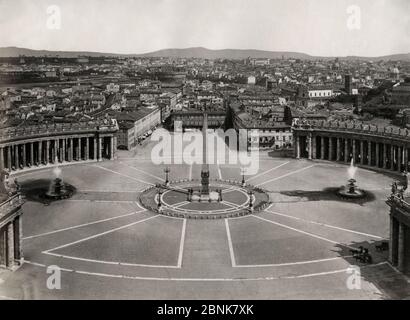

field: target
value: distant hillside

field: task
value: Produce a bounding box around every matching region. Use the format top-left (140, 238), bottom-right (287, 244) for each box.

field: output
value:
top-left (136, 47), bottom-right (315, 60)
top-left (343, 53), bottom-right (410, 61)
top-left (0, 47), bottom-right (123, 58)
top-left (0, 46), bottom-right (409, 61)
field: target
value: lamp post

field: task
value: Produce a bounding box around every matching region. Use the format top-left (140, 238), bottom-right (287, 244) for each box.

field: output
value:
top-left (164, 167), bottom-right (170, 187)
top-left (218, 189), bottom-right (222, 202)
top-left (241, 167), bottom-right (246, 187)
top-left (157, 188), bottom-right (163, 212)
top-left (248, 189), bottom-right (254, 212)
top-left (187, 188), bottom-right (193, 202)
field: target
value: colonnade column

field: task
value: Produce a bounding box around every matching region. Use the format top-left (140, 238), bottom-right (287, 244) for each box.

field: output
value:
top-left (85, 138), bottom-right (89, 161)
top-left (391, 145), bottom-right (395, 171)
top-left (56, 139), bottom-right (60, 163)
top-left (22, 144), bottom-right (26, 167)
top-left (383, 144), bottom-right (387, 169)
top-left (398, 223), bottom-right (405, 272)
top-left (65, 139), bottom-right (69, 161)
top-left (110, 137), bottom-right (115, 160)
top-left (14, 145), bottom-right (18, 169)
top-left (344, 139), bottom-right (349, 163)
top-left (30, 143), bottom-right (34, 166)
top-left (7, 146), bottom-right (12, 170)
top-left (7, 222), bottom-right (14, 267)
top-left (295, 136), bottom-right (300, 159)
top-left (389, 215), bottom-right (395, 263)
top-left (50, 141), bottom-right (55, 163)
top-left (98, 137), bottom-right (103, 160)
top-left (328, 137), bottom-right (333, 161)
top-left (38, 141), bottom-right (43, 164)
top-left (397, 146), bottom-right (402, 172)
top-left (320, 136), bottom-right (325, 160)
top-left (12, 215), bottom-right (23, 263)
top-left (45, 140), bottom-right (50, 165)
top-left (336, 138), bottom-right (341, 161)
top-left (70, 138), bottom-right (74, 161)
top-left (367, 141), bottom-right (372, 166)
top-left (62, 139), bottom-right (66, 162)
top-left (113, 136), bottom-right (117, 157)
top-left (77, 138), bottom-right (82, 161)
top-left (0, 147), bottom-right (4, 170)
top-left (94, 137), bottom-right (98, 160)
top-left (312, 135), bottom-right (316, 159)
top-left (375, 143), bottom-right (380, 168)
top-left (360, 140), bottom-right (364, 165)
top-left (404, 147), bottom-right (409, 172)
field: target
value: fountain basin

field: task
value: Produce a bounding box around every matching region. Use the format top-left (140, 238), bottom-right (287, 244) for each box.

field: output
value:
top-left (44, 177), bottom-right (74, 200)
top-left (336, 179), bottom-right (366, 199)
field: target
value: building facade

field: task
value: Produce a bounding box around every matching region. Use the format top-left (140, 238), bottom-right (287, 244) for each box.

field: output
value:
top-left (231, 109), bottom-right (292, 150)
top-left (117, 107), bottom-right (161, 150)
top-left (169, 111), bottom-right (226, 130)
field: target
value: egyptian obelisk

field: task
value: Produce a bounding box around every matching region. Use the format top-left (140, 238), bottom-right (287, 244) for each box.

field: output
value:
top-left (201, 111), bottom-right (210, 195)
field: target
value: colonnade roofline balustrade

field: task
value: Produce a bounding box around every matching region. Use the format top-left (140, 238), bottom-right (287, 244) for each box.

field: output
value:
top-left (387, 194), bottom-right (410, 218)
top-left (0, 119), bottom-right (118, 145)
top-left (293, 120), bottom-right (410, 140)
top-left (0, 193), bottom-right (24, 219)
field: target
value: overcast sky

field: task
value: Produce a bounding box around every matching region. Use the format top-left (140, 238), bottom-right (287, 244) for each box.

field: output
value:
top-left (0, 0), bottom-right (409, 56)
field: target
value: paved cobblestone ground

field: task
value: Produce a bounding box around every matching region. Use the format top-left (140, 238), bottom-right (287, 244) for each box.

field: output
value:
top-left (1, 144), bottom-right (409, 299)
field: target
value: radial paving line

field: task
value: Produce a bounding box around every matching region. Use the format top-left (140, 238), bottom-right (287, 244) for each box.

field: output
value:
top-left (252, 215), bottom-right (354, 249)
top-left (23, 209), bottom-right (147, 240)
top-left (120, 162), bottom-right (164, 182)
top-left (222, 200), bottom-right (245, 209)
top-left (173, 201), bottom-right (190, 208)
top-left (256, 164), bottom-right (317, 187)
top-left (92, 165), bottom-right (154, 186)
top-left (265, 210), bottom-right (383, 239)
top-left (224, 219), bottom-right (237, 267)
top-left (43, 215), bottom-right (160, 253)
top-left (43, 252), bottom-right (181, 269)
top-left (221, 186), bottom-right (243, 194)
top-left (65, 200), bottom-right (139, 204)
top-left (247, 161), bottom-right (290, 182)
top-left (79, 189), bottom-right (138, 193)
top-left (177, 219), bottom-right (187, 268)
top-left (220, 201), bottom-right (241, 209)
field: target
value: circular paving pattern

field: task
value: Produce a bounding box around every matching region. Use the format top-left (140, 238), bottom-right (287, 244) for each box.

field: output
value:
top-left (139, 179), bottom-right (270, 219)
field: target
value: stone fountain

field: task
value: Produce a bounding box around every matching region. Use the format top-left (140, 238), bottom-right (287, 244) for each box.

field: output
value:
top-left (337, 159), bottom-right (366, 199)
top-left (44, 167), bottom-right (73, 200)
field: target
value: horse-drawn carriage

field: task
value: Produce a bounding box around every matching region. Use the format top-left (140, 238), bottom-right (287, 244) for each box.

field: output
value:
top-left (350, 246), bottom-right (373, 264)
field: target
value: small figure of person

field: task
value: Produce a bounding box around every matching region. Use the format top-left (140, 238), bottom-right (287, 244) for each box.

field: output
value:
top-left (391, 181), bottom-right (398, 195)
top-left (14, 178), bottom-right (21, 192)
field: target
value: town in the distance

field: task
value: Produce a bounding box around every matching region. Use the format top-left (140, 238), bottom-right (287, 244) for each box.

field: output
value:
top-left (1, 49), bottom-right (409, 154)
